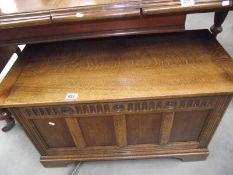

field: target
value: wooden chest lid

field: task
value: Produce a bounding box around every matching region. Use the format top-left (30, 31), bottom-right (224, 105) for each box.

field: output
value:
top-left (1, 30), bottom-right (233, 107)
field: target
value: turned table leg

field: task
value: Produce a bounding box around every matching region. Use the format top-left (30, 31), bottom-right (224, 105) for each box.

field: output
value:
top-left (0, 46), bottom-right (19, 132)
top-left (0, 45), bottom-right (22, 132)
top-left (0, 109), bottom-right (15, 132)
top-left (210, 11), bottom-right (229, 37)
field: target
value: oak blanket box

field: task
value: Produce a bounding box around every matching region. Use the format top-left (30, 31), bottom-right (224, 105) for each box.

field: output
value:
top-left (0, 30), bottom-right (233, 167)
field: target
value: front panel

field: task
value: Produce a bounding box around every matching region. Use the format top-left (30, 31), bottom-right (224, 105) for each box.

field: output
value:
top-left (33, 118), bottom-right (75, 148)
top-left (12, 95), bottom-right (230, 162)
top-left (126, 113), bottom-right (162, 145)
top-left (170, 110), bottom-right (210, 142)
top-left (78, 116), bottom-right (116, 146)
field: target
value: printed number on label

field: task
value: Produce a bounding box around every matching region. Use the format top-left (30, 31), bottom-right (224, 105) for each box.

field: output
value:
top-left (222, 0), bottom-right (230, 6)
top-left (65, 93), bottom-right (78, 100)
top-left (181, 0), bottom-right (195, 7)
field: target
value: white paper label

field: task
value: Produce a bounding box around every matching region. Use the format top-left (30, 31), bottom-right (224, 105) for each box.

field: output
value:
top-left (48, 122), bottom-right (55, 126)
top-left (180, 0), bottom-right (195, 7)
top-left (76, 12), bottom-right (84, 18)
top-left (222, 0), bottom-right (230, 6)
top-left (65, 93), bottom-right (78, 100)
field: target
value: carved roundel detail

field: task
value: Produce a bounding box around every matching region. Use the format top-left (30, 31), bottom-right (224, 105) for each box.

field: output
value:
top-left (112, 104), bottom-right (125, 112)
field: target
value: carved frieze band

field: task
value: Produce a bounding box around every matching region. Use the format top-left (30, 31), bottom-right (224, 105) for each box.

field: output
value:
top-left (21, 96), bottom-right (216, 118)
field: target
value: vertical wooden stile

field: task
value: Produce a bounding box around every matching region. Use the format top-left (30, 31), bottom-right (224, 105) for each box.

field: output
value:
top-left (65, 118), bottom-right (86, 149)
top-left (159, 112), bottom-right (175, 145)
top-left (113, 115), bottom-right (127, 147)
top-left (198, 96), bottom-right (232, 147)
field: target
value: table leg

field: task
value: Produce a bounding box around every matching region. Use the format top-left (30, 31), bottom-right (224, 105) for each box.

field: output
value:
top-left (210, 11), bottom-right (229, 37)
top-left (0, 45), bottom-right (19, 132)
top-left (0, 109), bottom-right (15, 132)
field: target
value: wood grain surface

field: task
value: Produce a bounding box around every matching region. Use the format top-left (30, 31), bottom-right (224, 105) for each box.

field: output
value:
top-left (1, 30), bottom-right (233, 107)
top-left (0, 0), bottom-right (232, 29)
top-left (126, 113), bottom-right (162, 144)
top-left (0, 15), bottom-right (185, 46)
top-left (159, 112), bottom-right (174, 145)
top-left (78, 116), bottom-right (116, 146)
top-left (170, 110), bottom-right (210, 142)
top-left (33, 118), bottom-right (75, 148)
top-left (113, 115), bottom-right (128, 147)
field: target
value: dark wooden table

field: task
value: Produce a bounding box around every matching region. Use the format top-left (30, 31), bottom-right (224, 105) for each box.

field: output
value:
top-left (0, 0), bottom-right (232, 46)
